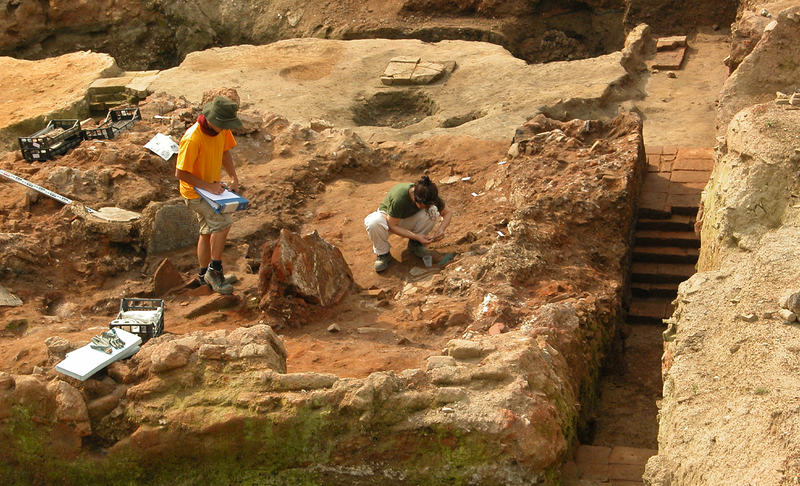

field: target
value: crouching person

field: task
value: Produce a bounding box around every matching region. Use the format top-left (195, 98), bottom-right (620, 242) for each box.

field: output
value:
top-left (364, 175), bottom-right (452, 272)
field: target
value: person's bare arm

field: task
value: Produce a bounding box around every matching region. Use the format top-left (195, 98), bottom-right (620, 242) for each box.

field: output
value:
top-left (432, 206), bottom-right (452, 241)
top-left (221, 150), bottom-right (240, 193)
top-left (175, 168), bottom-right (226, 195)
top-left (386, 215), bottom-right (434, 244)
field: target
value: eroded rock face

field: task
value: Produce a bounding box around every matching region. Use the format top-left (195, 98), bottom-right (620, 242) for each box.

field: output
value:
top-left (718, 4), bottom-right (800, 137)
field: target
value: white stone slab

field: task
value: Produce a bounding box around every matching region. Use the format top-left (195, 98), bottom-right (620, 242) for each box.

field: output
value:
top-left (55, 328), bottom-right (142, 381)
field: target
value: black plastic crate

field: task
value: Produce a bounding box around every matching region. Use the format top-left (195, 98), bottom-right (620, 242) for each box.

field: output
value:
top-left (109, 298), bottom-right (164, 342)
top-left (19, 119), bottom-right (82, 161)
top-left (82, 108), bottom-right (140, 140)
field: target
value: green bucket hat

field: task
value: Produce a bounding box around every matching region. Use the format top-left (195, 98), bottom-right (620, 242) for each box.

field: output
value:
top-left (203, 96), bottom-right (242, 130)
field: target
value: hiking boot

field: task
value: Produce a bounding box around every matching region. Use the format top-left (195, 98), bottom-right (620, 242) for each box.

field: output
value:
top-left (198, 273), bottom-right (238, 286)
top-left (407, 239), bottom-right (430, 258)
top-left (373, 253), bottom-right (391, 272)
top-left (205, 267), bottom-right (234, 295)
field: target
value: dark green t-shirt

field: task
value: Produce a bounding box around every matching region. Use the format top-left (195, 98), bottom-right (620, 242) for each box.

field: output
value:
top-left (378, 183), bottom-right (446, 219)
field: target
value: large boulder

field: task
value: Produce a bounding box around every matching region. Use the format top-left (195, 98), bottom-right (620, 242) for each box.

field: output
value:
top-left (258, 229), bottom-right (359, 325)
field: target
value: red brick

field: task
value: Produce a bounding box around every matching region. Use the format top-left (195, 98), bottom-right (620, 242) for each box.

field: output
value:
top-left (643, 173), bottom-right (671, 192)
top-left (672, 157), bottom-right (713, 171)
top-left (659, 161), bottom-right (672, 172)
top-left (668, 182), bottom-right (705, 196)
top-left (629, 299), bottom-right (670, 318)
top-left (662, 146), bottom-right (678, 155)
top-left (639, 192), bottom-right (668, 212)
top-left (647, 154), bottom-right (661, 172)
top-left (645, 145), bottom-right (663, 155)
top-left (665, 193), bottom-right (702, 208)
top-left (670, 170), bottom-right (711, 183)
top-left (658, 263), bottom-right (697, 280)
top-left (676, 147), bottom-right (713, 159)
top-left (652, 46), bottom-right (686, 69)
top-left (659, 231), bottom-right (700, 244)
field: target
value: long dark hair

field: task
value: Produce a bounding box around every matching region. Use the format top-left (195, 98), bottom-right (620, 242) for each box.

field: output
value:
top-left (413, 176), bottom-right (438, 205)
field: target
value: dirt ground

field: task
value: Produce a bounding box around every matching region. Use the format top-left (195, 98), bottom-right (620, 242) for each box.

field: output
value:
top-left (0, 27), bottom-right (730, 458)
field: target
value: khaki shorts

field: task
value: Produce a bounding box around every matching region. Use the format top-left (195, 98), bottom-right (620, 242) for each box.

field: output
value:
top-left (184, 197), bottom-right (233, 234)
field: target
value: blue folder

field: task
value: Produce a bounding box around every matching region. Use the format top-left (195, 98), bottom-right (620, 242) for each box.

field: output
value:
top-left (195, 187), bottom-right (249, 213)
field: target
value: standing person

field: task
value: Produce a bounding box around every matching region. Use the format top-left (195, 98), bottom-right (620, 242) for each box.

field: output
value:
top-left (175, 96), bottom-right (242, 294)
top-left (364, 175), bottom-right (453, 272)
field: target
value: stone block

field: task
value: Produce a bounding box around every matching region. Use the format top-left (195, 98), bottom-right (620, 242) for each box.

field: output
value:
top-left (89, 76), bottom-right (135, 93)
top-left (608, 463), bottom-right (646, 481)
top-left (577, 461), bottom-right (610, 481)
top-left (126, 74), bottom-right (159, 99)
top-left (656, 36), bottom-right (688, 50)
top-left (575, 444), bottom-right (612, 464)
top-left (144, 200), bottom-right (199, 254)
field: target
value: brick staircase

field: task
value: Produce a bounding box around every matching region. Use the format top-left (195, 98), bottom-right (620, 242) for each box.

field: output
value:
top-left (561, 445), bottom-right (657, 486)
top-left (627, 146), bottom-right (712, 325)
top-left (87, 71), bottom-right (159, 112)
top-left (560, 147), bottom-right (714, 485)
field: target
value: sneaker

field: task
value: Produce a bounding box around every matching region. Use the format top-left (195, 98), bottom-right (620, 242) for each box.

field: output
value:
top-left (205, 267), bottom-right (234, 295)
top-left (407, 239), bottom-right (430, 258)
top-left (373, 253), bottom-right (391, 272)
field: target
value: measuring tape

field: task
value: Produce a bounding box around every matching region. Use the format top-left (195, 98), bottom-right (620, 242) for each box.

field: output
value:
top-left (0, 169), bottom-right (98, 214)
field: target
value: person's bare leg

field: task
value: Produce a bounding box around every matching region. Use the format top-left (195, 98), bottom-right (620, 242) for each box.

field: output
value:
top-left (210, 226), bottom-right (231, 262)
top-left (197, 234), bottom-right (212, 268)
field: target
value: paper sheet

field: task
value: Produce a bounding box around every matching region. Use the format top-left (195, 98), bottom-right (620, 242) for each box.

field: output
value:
top-left (144, 133), bottom-right (180, 161)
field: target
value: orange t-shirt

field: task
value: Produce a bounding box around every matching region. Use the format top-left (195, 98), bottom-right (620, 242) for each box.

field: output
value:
top-left (176, 123), bottom-right (237, 199)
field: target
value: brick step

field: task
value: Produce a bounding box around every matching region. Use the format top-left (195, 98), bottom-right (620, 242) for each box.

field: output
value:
top-left (637, 205), bottom-right (672, 220)
top-left (630, 262), bottom-right (696, 284)
top-left (562, 445), bottom-right (656, 485)
top-left (635, 230), bottom-right (700, 249)
top-left (670, 202), bottom-right (701, 216)
top-left (636, 214), bottom-right (695, 232)
top-left (637, 199), bottom-right (700, 220)
top-left (628, 297), bottom-right (675, 324)
top-left (633, 246), bottom-right (699, 264)
top-left (631, 282), bottom-right (679, 299)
